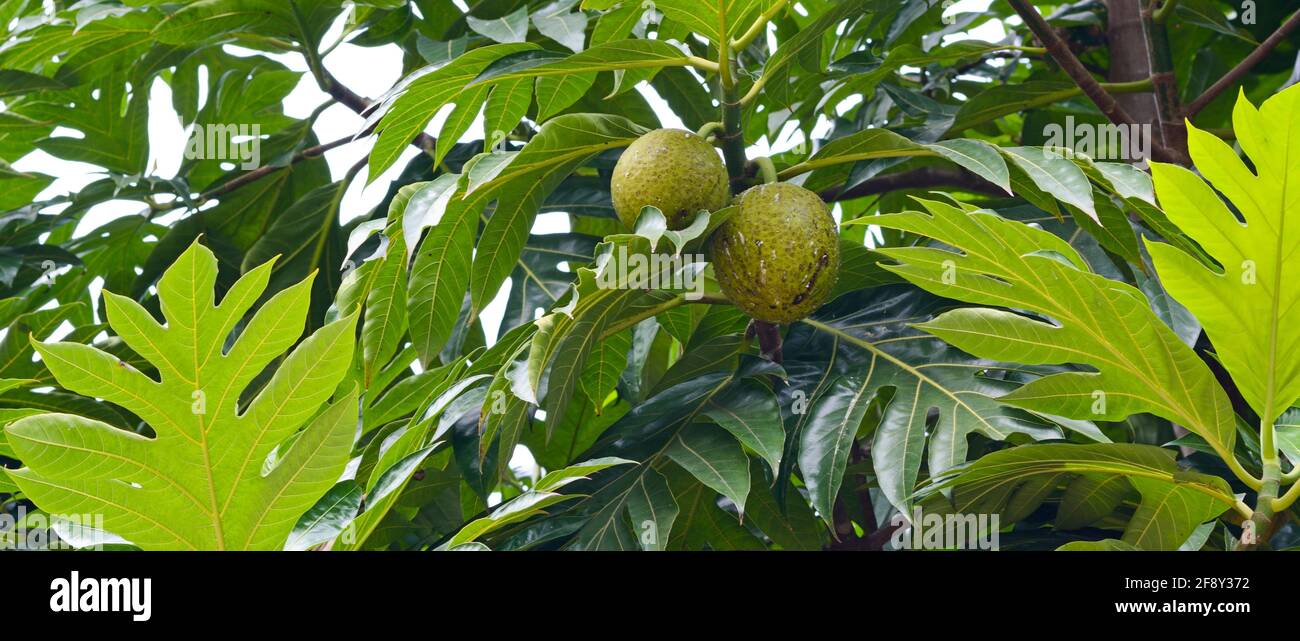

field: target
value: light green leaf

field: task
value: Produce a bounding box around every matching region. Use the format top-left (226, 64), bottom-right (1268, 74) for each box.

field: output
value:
top-left (467, 39), bottom-right (697, 90)
top-left (434, 82), bottom-right (490, 169)
top-left (759, 0), bottom-right (866, 81)
top-left (579, 328), bottom-right (630, 412)
top-left (1057, 539), bottom-right (1142, 551)
top-left (483, 78), bottom-right (533, 143)
top-left (948, 81), bottom-right (1079, 133)
top-left (6, 241), bottom-right (359, 550)
top-left (926, 139), bottom-right (1011, 195)
top-left (407, 180), bottom-right (477, 366)
top-left (444, 490), bottom-right (577, 548)
top-left (1146, 85), bottom-right (1300, 424)
top-left (873, 198), bottom-right (1239, 467)
top-left (369, 42), bottom-right (537, 181)
top-left (1277, 408), bottom-right (1300, 465)
top-left (32, 76), bottom-right (147, 174)
top-left (591, 0), bottom-right (645, 45)
top-left (1055, 474), bottom-right (1133, 530)
top-left (0, 69), bottom-right (67, 98)
top-left (650, 0), bottom-right (763, 45)
top-left (533, 7), bottom-right (589, 53)
top-left (467, 113), bottom-right (648, 314)
top-left (361, 219), bottom-right (407, 385)
top-left (535, 456), bottom-right (636, 492)
top-left (1174, 0), bottom-right (1258, 44)
top-left (800, 128), bottom-right (927, 192)
top-left (536, 72), bottom-right (596, 122)
top-left (286, 480), bottom-right (362, 551)
top-left (1094, 161), bottom-right (1155, 204)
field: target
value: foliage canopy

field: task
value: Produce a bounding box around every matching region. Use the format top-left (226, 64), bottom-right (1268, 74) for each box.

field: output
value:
top-left (2, 0), bottom-right (1299, 551)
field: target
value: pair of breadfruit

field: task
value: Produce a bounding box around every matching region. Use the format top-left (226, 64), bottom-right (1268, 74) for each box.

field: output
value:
top-left (611, 128), bottom-right (840, 324)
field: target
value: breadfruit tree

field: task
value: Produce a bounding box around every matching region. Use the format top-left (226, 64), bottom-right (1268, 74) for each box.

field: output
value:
top-left (2, 0), bottom-right (1299, 551)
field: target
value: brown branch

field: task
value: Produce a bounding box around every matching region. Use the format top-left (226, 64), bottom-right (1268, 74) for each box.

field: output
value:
top-left (194, 72), bottom-right (441, 206)
top-left (321, 70), bottom-right (436, 153)
top-left (196, 134), bottom-right (355, 203)
top-left (1007, 0), bottom-right (1189, 164)
top-left (1184, 9), bottom-right (1300, 117)
top-left (819, 166), bottom-right (1006, 202)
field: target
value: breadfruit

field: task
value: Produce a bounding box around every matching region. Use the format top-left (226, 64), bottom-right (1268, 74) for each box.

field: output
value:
top-left (611, 128), bottom-right (729, 230)
top-left (709, 182), bottom-right (840, 324)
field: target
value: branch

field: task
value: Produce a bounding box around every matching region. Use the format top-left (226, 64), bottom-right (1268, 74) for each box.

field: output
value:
top-left (718, 24), bottom-right (734, 90)
top-left (1007, 0), bottom-right (1189, 164)
top-left (731, 0), bottom-right (791, 51)
top-left (292, 3), bottom-right (437, 154)
top-left (320, 70), bottom-right (436, 153)
top-left (1184, 9), bottom-right (1300, 117)
top-left (196, 134), bottom-right (356, 203)
top-left (191, 67), bottom-right (438, 208)
top-left (820, 166), bottom-right (1006, 202)
top-left (719, 83), bottom-right (751, 188)
top-left (686, 56), bottom-right (721, 73)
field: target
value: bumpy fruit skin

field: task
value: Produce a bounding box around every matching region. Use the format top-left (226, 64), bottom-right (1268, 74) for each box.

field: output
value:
top-left (710, 183), bottom-right (840, 324)
top-left (611, 128), bottom-right (730, 230)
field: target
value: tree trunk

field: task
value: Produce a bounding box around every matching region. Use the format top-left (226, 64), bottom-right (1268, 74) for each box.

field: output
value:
top-left (1106, 0), bottom-right (1163, 146)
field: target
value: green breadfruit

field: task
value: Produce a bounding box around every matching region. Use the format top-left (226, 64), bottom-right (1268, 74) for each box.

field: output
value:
top-left (611, 128), bottom-right (729, 230)
top-left (710, 183), bottom-right (840, 324)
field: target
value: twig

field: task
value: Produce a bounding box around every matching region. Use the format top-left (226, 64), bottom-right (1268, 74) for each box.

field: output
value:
top-left (1184, 9), bottom-right (1300, 117)
top-left (731, 0), bottom-right (791, 51)
top-left (1151, 0), bottom-right (1179, 23)
top-left (291, 2), bottom-right (437, 154)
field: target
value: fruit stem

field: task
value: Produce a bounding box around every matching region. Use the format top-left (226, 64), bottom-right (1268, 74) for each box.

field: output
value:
top-left (747, 320), bottom-right (784, 364)
top-left (754, 157), bottom-right (777, 184)
top-left (696, 121), bottom-right (725, 142)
